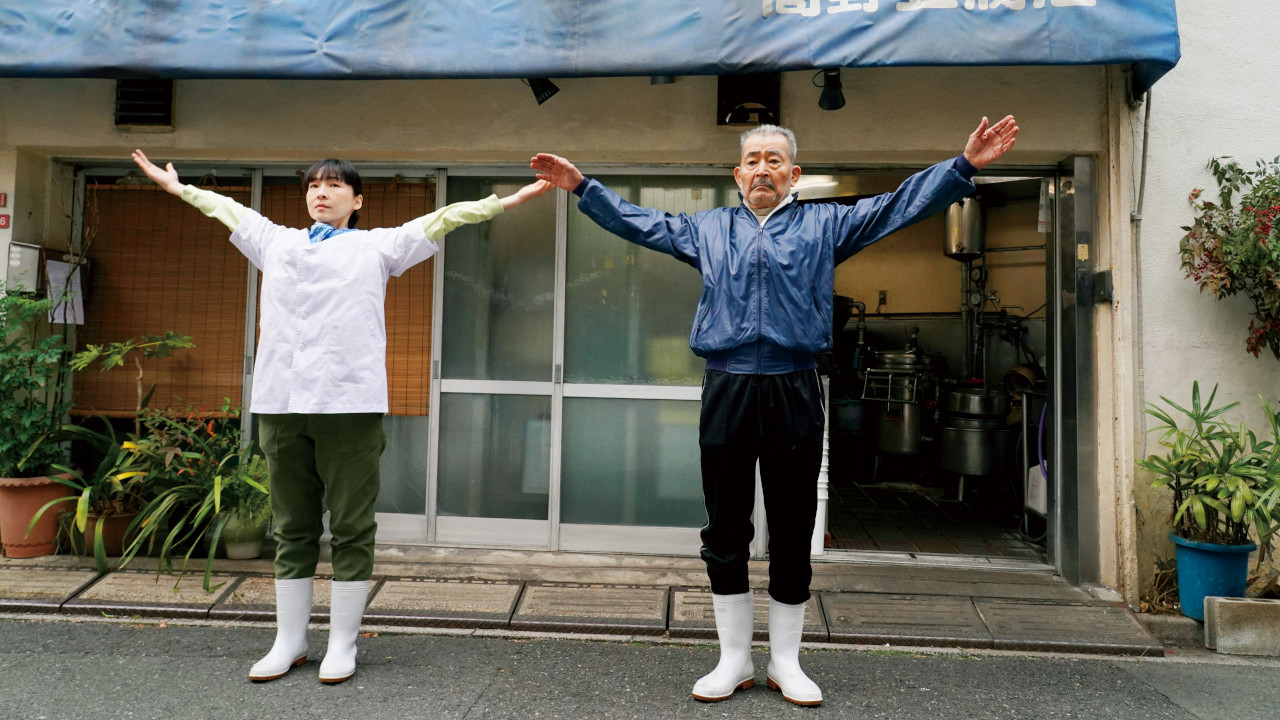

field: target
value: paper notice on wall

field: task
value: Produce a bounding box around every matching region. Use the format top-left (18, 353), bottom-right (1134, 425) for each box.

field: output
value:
top-left (46, 260), bottom-right (85, 325)
top-left (1037, 178), bottom-right (1050, 234)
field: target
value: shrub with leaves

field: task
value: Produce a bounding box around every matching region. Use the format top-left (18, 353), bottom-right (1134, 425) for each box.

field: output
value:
top-left (122, 402), bottom-right (269, 591)
top-left (0, 287), bottom-right (70, 477)
top-left (69, 331), bottom-right (195, 433)
top-left (1180, 156), bottom-right (1280, 359)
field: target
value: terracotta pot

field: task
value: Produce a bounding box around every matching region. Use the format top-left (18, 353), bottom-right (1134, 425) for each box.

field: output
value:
top-left (0, 474), bottom-right (75, 558)
top-left (83, 512), bottom-right (139, 557)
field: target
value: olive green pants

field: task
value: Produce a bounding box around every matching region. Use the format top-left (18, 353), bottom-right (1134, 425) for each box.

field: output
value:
top-left (257, 413), bottom-right (385, 582)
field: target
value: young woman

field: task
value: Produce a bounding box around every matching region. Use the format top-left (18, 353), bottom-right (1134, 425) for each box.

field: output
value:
top-left (131, 150), bottom-right (551, 684)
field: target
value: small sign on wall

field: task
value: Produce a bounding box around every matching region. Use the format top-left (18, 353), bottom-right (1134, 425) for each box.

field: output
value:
top-left (0, 215), bottom-right (10, 229)
top-left (0, 192), bottom-right (8, 207)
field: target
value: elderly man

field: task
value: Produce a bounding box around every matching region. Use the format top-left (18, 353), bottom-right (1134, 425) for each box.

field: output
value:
top-left (531, 116), bottom-right (1018, 707)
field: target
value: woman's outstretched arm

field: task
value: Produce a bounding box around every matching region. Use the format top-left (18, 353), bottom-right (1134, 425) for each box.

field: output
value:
top-left (132, 149), bottom-right (247, 231)
top-left (498, 179), bottom-right (554, 211)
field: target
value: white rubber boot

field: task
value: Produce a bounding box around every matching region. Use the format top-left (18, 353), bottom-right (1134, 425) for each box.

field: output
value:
top-left (318, 580), bottom-right (370, 684)
top-left (691, 591), bottom-right (756, 702)
top-left (766, 597), bottom-right (822, 706)
top-left (248, 577), bottom-right (313, 682)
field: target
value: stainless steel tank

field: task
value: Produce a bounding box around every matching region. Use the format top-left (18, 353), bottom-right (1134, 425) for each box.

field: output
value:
top-left (863, 349), bottom-right (931, 456)
top-left (938, 388), bottom-right (1008, 475)
top-left (944, 195), bottom-right (985, 261)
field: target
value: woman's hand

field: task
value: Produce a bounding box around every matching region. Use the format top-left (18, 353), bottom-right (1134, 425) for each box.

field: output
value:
top-left (131, 149), bottom-right (185, 196)
top-left (500, 179), bottom-right (555, 210)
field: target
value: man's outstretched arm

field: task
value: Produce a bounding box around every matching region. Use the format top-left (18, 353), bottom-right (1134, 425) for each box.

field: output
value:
top-left (831, 115), bottom-right (1020, 263)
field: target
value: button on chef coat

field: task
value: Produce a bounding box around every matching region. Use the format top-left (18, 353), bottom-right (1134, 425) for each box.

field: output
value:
top-left (228, 198), bottom-right (500, 414)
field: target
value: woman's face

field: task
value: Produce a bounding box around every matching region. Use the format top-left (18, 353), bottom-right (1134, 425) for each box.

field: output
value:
top-left (306, 175), bottom-right (363, 228)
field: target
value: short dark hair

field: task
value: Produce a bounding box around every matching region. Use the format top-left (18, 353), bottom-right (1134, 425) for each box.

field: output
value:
top-left (303, 158), bottom-right (364, 228)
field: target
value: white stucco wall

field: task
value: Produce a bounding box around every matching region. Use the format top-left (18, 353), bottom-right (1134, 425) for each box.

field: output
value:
top-left (1134, 2), bottom-right (1280, 591)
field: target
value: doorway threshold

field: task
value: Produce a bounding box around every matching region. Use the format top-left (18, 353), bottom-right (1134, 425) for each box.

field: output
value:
top-left (817, 548), bottom-right (1053, 574)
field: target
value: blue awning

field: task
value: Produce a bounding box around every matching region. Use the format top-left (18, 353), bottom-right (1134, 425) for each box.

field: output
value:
top-left (0, 1), bottom-right (1179, 94)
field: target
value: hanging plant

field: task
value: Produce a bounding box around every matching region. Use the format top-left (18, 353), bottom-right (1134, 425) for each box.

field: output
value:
top-left (1179, 156), bottom-right (1280, 359)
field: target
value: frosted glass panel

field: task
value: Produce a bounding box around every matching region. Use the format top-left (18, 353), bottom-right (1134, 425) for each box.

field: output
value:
top-left (564, 176), bottom-right (737, 385)
top-left (437, 393), bottom-right (550, 520)
top-left (442, 178), bottom-right (556, 381)
top-left (376, 415), bottom-right (428, 514)
top-left (560, 398), bottom-right (704, 527)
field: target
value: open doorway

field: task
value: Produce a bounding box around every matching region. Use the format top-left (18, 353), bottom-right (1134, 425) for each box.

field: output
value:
top-left (814, 172), bottom-right (1055, 563)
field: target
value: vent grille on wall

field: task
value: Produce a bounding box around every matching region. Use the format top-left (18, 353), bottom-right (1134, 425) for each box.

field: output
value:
top-left (717, 73), bottom-right (780, 126)
top-left (114, 79), bottom-right (174, 127)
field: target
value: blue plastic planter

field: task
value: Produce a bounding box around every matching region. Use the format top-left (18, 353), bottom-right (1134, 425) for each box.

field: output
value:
top-left (1170, 533), bottom-right (1256, 621)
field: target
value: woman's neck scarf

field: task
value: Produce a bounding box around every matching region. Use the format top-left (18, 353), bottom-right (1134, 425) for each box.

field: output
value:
top-left (308, 222), bottom-right (356, 244)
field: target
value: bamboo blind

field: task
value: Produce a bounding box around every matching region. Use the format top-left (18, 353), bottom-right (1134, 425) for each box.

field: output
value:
top-left (75, 184), bottom-right (251, 415)
top-left (260, 181), bottom-right (436, 416)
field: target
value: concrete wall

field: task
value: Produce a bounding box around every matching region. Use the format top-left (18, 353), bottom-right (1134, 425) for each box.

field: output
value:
top-left (1131, 3), bottom-right (1280, 595)
top-left (0, 150), bottom-right (14, 283)
top-left (0, 66), bottom-right (1102, 164)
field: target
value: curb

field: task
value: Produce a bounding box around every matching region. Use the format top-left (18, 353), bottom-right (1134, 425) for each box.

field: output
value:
top-left (1135, 612), bottom-right (1203, 648)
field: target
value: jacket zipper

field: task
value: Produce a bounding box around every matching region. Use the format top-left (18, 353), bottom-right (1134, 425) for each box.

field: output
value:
top-left (746, 202), bottom-right (787, 373)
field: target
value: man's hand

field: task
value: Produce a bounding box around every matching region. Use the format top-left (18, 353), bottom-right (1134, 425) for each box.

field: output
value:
top-left (499, 179), bottom-right (555, 210)
top-left (962, 116), bottom-right (1019, 171)
top-left (530, 153), bottom-right (585, 192)
top-left (130, 149), bottom-right (184, 196)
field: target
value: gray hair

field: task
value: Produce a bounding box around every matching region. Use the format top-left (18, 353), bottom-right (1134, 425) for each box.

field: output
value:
top-left (739, 124), bottom-right (798, 164)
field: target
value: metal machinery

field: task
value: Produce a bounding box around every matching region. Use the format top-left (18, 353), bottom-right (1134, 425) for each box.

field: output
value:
top-left (853, 188), bottom-right (1046, 508)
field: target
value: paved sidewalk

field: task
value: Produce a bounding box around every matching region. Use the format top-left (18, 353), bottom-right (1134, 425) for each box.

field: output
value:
top-left (0, 550), bottom-right (1163, 656)
top-left (2, 617), bottom-right (1277, 720)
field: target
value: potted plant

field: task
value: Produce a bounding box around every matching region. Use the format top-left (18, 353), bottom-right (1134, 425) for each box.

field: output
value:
top-left (1138, 382), bottom-right (1280, 620)
top-left (218, 454), bottom-right (271, 561)
top-left (0, 286), bottom-right (75, 558)
top-left (1179, 156), bottom-right (1280, 359)
top-left (121, 403), bottom-right (269, 590)
top-left (27, 417), bottom-right (153, 571)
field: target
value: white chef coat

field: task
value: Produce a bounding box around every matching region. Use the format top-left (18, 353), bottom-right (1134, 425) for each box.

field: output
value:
top-left (226, 197), bottom-right (503, 414)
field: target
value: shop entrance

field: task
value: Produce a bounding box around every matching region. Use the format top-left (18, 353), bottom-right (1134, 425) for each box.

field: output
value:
top-left (818, 166), bottom-right (1077, 566)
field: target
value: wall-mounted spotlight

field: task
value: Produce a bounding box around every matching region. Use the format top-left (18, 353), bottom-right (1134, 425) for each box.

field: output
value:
top-left (816, 69), bottom-right (845, 111)
top-left (525, 78), bottom-right (560, 105)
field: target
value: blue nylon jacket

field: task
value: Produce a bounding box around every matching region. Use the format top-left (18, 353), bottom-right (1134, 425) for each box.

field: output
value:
top-left (574, 157), bottom-right (976, 374)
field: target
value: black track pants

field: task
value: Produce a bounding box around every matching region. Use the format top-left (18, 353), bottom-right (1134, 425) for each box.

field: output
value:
top-left (699, 368), bottom-right (824, 605)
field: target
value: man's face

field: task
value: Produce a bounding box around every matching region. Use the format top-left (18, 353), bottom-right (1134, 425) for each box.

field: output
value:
top-left (733, 133), bottom-right (802, 211)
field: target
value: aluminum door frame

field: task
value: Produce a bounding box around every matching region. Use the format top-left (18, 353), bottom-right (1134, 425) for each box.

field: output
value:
top-left (426, 169), bottom-right (562, 548)
top-left (1047, 156), bottom-right (1101, 585)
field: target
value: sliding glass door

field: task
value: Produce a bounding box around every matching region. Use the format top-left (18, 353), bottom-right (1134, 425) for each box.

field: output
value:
top-left (431, 170), bottom-right (738, 553)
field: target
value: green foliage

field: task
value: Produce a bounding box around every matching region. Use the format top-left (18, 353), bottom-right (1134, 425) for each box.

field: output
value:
top-left (26, 417), bottom-right (152, 572)
top-left (121, 402), bottom-right (270, 592)
top-left (1179, 156), bottom-right (1280, 359)
top-left (68, 331), bottom-right (196, 372)
top-left (0, 286), bottom-right (71, 477)
top-left (1138, 382), bottom-right (1280, 557)
top-left (68, 331), bottom-right (194, 435)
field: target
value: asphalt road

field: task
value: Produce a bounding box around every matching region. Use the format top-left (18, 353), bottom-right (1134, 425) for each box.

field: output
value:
top-left (2, 617), bottom-right (1279, 720)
